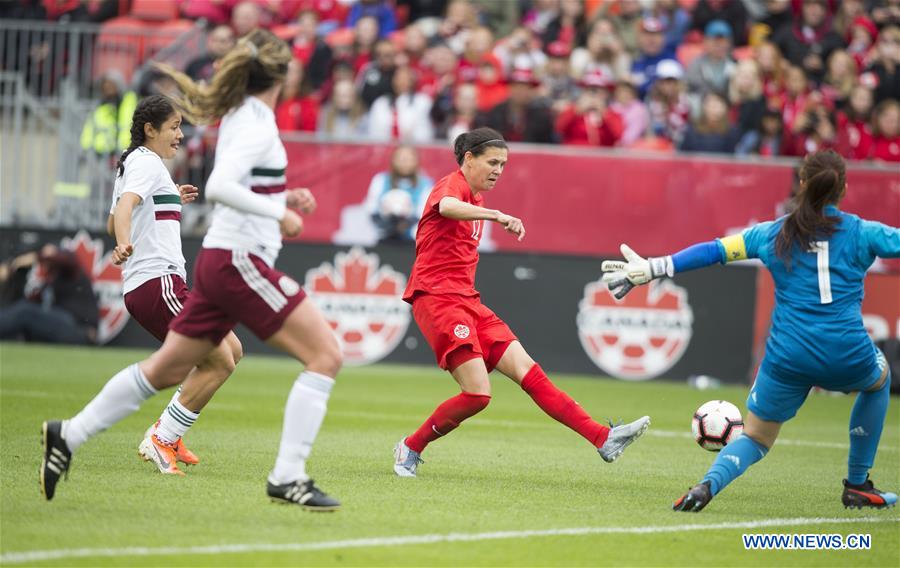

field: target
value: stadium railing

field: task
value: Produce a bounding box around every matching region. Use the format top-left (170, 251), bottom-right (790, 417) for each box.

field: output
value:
top-left (0, 19), bottom-right (205, 229)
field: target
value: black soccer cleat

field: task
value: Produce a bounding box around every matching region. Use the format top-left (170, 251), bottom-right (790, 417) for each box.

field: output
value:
top-left (673, 481), bottom-right (712, 512)
top-left (267, 478), bottom-right (341, 511)
top-left (842, 477), bottom-right (897, 510)
top-left (40, 420), bottom-right (72, 501)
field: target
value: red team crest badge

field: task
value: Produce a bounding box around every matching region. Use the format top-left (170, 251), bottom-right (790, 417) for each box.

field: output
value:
top-left (305, 247), bottom-right (411, 365)
top-left (576, 278), bottom-right (694, 380)
top-left (61, 230), bottom-right (128, 344)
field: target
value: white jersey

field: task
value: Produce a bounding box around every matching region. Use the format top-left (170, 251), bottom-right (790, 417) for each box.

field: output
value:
top-left (203, 96), bottom-right (287, 266)
top-left (111, 147), bottom-right (186, 294)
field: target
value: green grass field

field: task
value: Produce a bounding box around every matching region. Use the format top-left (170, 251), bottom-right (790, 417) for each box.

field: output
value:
top-left (1, 343), bottom-right (898, 567)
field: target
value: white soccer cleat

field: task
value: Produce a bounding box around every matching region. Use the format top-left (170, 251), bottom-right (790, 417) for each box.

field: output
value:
top-left (393, 438), bottom-right (423, 477)
top-left (598, 416), bottom-right (651, 463)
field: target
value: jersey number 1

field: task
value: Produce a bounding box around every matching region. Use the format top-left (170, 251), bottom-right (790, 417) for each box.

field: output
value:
top-left (811, 241), bottom-right (832, 304)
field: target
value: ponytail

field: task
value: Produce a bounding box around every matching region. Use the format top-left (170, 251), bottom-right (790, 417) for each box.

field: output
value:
top-left (116, 94), bottom-right (176, 177)
top-left (775, 150), bottom-right (846, 267)
top-left (157, 29), bottom-right (291, 125)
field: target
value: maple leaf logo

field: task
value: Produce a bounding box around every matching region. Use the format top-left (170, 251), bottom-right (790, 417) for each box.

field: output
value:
top-left (576, 279), bottom-right (693, 380)
top-left (305, 247), bottom-right (410, 365)
top-left (60, 230), bottom-right (128, 344)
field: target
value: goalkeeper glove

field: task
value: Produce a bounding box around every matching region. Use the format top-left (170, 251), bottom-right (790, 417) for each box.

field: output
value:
top-left (600, 244), bottom-right (673, 299)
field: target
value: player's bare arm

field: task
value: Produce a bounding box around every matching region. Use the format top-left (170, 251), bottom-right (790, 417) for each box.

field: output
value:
top-left (112, 192), bottom-right (141, 265)
top-left (438, 196), bottom-right (525, 241)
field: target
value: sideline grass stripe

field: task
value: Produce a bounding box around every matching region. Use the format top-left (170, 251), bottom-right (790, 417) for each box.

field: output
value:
top-left (3, 517), bottom-right (896, 564)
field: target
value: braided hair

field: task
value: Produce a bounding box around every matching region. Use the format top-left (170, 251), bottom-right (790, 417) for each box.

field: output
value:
top-left (116, 95), bottom-right (177, 177)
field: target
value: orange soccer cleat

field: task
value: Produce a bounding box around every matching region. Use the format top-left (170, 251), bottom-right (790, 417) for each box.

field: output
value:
top-left (138, 432), bottom-right (184, 476)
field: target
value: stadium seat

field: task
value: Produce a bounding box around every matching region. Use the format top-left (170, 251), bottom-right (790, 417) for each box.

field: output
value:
top-left (144, 19), bottom-right (196, 61)
top-left (131, 0), bottom-right (179, 21)
top-left (676, 43), bottom-right (704, 68)
top-left (272, 24), bottom-right (299, 42)
top-left (93, 16), bottom-right (148, 83)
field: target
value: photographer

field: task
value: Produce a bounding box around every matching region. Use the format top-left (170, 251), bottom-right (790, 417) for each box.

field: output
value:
top-left (364, 146), bottom-right (434, 244)
top-left (0, 244), bottom-right (98, 345)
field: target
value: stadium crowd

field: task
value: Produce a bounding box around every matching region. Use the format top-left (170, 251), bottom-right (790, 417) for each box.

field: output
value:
top-left (4, 0), bottom-right (900, 161)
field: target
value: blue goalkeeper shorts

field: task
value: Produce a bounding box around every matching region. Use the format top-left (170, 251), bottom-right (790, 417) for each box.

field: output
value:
top-left (747, 350), bottom-right (888, 423)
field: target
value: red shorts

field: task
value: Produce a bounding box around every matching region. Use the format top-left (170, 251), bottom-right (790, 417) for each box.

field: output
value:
top-left (124, 274), bottom-right (188, 342)
top-left (170, 248), bottom-right (306, 344)
top-left (412, 293), bottom-right (517, 372)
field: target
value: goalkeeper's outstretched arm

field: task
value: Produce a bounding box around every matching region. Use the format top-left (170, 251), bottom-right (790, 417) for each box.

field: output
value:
top-left (601, 235), bottom-right (750, 299)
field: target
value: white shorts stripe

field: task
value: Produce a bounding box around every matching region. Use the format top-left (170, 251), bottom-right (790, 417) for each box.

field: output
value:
top-left (231, 251), bottom-right (287, 312)
top-left (237, 252), bottom-right (288, 311)
top-left (159, 275), bottom-right (180, 316)
top-left (166, 275), bottom-right (184, 312)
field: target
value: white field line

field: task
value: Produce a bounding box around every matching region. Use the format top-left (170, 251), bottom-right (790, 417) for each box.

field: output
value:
top-left (2, 517), bottom-right (897, 565)
top-left (330, 410), bottom-right (899, 452)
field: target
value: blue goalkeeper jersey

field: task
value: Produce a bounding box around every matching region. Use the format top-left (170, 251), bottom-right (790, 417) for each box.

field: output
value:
top-left (724, 206), bottom-right (900, 384)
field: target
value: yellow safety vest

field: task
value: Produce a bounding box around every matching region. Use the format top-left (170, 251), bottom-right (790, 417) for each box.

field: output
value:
top-left (80, 91), bottom-right (138, 155)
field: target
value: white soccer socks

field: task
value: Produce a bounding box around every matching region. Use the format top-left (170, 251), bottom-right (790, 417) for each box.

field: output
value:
top-left (63, 364), bottom-right (158, 452)
top-left (155, 394), bottom-right (200, 445)
top-left (269, 371), bottom-right (335, 485)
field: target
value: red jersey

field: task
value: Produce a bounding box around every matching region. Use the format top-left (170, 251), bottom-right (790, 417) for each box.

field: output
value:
top-left (403, 170), bottom-right (485, 302)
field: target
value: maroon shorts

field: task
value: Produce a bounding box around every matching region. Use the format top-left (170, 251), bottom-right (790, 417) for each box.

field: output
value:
top-left (412, 293), bottom-right (517, 372)
top-left (170, 248), bottom-right (306, 344)
top-left (124, 274), bottom-right (189, 342)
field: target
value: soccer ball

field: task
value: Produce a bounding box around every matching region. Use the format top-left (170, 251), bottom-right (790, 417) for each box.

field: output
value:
top-left (379, 189), bottom-right (414, 219)
top-left (691, 400), bottom-right (743, 451)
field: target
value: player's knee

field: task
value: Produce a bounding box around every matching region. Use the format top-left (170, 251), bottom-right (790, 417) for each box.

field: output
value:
top-left (866, 366), bottom-right (891, 392)
top-left (229, 337), bottom-right (244, 367)
top-left (141, 359), bottom-right (190, 390)
top-left (310, 340), bottom-right (342, 378)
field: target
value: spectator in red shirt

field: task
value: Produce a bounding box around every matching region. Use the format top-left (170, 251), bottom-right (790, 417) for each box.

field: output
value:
top-left (457, 26), bottom-right (496, 84)
top-left (398, 23), bottom-right (429, 76)
top-left (782, 91), bottom-right (842, 156)
top-left (781, 65), bottom-right (812, 132)
top-left (870, 99), bottom-right (900, 162)
top-left (290, 9), bottom-right (334, 90)
top-left (846, 16), bottom-right (878, 71)
top-left (836, 84), bottom-right (875, 160)
top-left (555, 68), bottom-right (624, 147)
top-left (276, 59), bottom-right (320, 132)
top-left (474, 54), bottom-right (509, 113)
